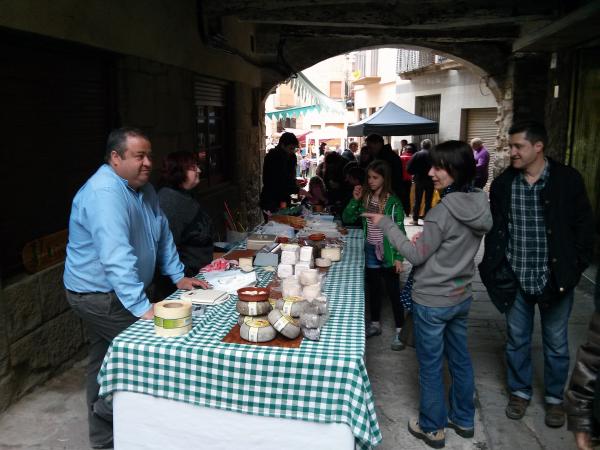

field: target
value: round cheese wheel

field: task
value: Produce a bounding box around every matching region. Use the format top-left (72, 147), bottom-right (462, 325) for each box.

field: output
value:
top-left (240, 317), bottom-right (277, 343)
top-left (236, 299), bottom-right (272, 316)
top-left (275, 296), bottom-right (307, 317)
top-left (321, 246), bottom-right (341, 262)
top-left (315, 257), bottom-right (331, 268)
top-left (268, 309), bottom-right (301, 339)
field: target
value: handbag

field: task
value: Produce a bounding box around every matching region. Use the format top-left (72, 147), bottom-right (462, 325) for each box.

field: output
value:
top-left (400, 312), bottom-right (415, 348)
top-left (399, 267), bottom-right (416, 348)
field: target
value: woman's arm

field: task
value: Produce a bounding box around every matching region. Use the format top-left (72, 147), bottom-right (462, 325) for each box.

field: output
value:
top-left (363, 213), bottom-right (443, 266)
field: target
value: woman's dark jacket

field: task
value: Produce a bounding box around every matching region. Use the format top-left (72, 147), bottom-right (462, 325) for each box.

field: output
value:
top-left (158, 187), bottom-right (214, 276)
top-left (478, 157), bottom-right (594, 313)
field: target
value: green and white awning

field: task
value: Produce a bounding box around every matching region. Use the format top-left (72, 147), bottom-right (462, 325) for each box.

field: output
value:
top-left (266, 72), bottom-right (345, 120)
top-left (266, 104), bottom-right (323, 120)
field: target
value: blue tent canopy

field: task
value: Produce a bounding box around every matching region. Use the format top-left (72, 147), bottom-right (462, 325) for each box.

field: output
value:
top-left (347, 101), bottom-right (439, 136)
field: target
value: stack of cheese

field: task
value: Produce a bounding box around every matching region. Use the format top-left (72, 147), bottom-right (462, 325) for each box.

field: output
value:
top-left (299, 293), bottom-right (329, 341)
top-left (236, 288), bottom-right (276, 342)
top-left (277, 243), bottom-right (316, 280)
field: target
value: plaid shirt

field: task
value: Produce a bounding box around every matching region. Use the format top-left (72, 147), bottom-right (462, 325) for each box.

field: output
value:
top-left (507, 160), bottom-right (550, 294)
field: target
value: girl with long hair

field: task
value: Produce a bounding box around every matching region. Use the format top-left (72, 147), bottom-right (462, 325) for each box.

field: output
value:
top-left (342, 160), bottom-right (407, 350)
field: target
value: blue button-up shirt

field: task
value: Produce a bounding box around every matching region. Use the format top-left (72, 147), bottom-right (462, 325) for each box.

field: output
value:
top-left (64, 164), bottom-right (185, 317)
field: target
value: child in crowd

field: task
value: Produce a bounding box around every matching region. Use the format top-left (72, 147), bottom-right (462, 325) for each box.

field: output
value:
top-left (305, 175), bottom-right (327, 208)
top-left (342, 160), bottom-right (406, 350)
top-left (301, 154), bottom-right (310, 178)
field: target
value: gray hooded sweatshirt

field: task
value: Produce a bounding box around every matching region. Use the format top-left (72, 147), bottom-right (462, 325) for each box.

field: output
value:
top-left (378, 189), bottom-right (492, 307)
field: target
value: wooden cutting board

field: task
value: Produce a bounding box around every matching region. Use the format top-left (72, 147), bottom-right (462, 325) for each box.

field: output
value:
top-left (223, 249), bottom-right (257, 261)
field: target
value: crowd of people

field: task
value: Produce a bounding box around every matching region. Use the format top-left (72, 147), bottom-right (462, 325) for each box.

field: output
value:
top-left (62, 122), bottom-right (597, 450)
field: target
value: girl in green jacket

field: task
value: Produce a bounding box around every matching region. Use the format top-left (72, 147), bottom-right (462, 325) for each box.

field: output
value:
top-left (342, 160), bottom-right (407, 350)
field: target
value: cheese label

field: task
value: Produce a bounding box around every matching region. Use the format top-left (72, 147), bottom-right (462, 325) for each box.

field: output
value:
top-left (273, 316), bottom-right (287, 332)
top-left (282, 301), bottom-right (293, 316)
top-left (154, 315), bottom-right (192, 329)
top-left (248, 326), bottom-right (259, 342)
top-left (284, 314), bottom-right (298, 326)
top-left (248, 302), bottom-right (258, 315)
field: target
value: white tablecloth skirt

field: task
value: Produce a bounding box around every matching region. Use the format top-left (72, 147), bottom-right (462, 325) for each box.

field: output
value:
top-left (114, 391), bottom-right (355, 450)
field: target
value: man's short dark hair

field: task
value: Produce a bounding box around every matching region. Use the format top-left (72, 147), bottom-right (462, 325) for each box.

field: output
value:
top-left (430, 140), bottom-right (476, 189)
top-left (508, 121), bottom-right (547, 147)
top-left (279, 132), bottom-right (299, 147)
top-left (105, 127), bottom-right (149, 162)
top-left (365, 134), bottom-right (384, 145)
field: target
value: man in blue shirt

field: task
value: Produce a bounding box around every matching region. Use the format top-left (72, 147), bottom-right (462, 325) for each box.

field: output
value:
top-left (64, 127), bottom-right (206, 449)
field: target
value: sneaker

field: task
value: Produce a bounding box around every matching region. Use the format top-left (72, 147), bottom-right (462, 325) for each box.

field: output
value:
top-left (408, 418), bottom-right (445, 449)
top-left (365, 322), bottom-right (382, 338)
top-left (545, 402), bottom-right (565, 428)
top-left (390, 333), bottom-right (406, 351)
top-left (447, 419), bottom-right (474, 438)
top-left (505, 394), bottom-right (530, 420)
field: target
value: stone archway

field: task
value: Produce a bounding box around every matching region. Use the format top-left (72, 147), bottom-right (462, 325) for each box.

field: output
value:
top-left (262, 41), bottom-right (510, 180)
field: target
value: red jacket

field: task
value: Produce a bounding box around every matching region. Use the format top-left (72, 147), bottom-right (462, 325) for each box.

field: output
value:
top-left (400, 153), bottom-right (413, 182)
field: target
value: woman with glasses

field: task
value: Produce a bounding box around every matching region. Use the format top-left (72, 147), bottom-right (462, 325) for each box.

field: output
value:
top-left (157, 151), bottom-right (214, 278)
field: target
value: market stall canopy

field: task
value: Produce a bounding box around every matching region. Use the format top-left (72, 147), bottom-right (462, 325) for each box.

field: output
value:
top-left (347, 101), bottom-right (439, 137)
top-left (283, 128), bottom-right (312, 144)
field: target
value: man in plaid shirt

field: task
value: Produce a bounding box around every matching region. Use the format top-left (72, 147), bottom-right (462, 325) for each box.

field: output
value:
top-left (479, 121), bottom-right (594, 429)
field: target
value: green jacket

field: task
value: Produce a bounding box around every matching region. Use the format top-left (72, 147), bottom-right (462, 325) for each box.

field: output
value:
top-left (342, 194), bottom-right (405, 267)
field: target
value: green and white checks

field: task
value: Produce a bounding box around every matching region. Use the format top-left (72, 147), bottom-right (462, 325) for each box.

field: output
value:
top-left (98, 229), bottom-right (382, 449)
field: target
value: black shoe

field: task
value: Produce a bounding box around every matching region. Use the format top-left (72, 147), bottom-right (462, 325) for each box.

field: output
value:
top-left (447, 419), bottom-right (474, 438)
top-left (545, 402), bottom-right (565, 428)
top-left (365, 322), bottom-right (382, 338)
top-left (91, 441), bottom-right (113, 449)
top-left (506, 394), bottom-right (529, 420)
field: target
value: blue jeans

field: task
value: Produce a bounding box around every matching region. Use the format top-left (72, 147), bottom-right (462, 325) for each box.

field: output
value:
top-left (505, 290), bottom-right (574, 404)
top-left (413, 298), bottom-right (474, 432)
top-left (364, 242), bottom-right (383, 269)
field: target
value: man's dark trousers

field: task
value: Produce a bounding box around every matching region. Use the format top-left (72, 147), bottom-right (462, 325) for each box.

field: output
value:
top-left (66, 291), bottom-right (137, 448)
top-left (413, 177), bottom-right (434, 220)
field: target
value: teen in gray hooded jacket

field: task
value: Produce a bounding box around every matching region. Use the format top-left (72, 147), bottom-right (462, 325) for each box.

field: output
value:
top-left (364, 140), bottom-right (492, 449)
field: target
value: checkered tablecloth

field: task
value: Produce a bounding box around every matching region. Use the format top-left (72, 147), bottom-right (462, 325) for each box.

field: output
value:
top-left (98, 229), bottom-right (382, 449)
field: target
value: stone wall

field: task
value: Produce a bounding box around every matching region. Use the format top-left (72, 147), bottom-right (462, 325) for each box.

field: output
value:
top-left (0, 264), bottom-right (86, 413)
top-left (117, 55), bottom-right (264, 236)
top-left (0, 54), bottom-right (264, 413)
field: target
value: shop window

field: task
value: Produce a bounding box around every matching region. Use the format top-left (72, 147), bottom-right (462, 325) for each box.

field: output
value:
top-left (276, 117), bottom-right (296, 132)
top-left (329, 81), bottom-right (342, 99)
top-left (194, 76), bottom-right (231, 187)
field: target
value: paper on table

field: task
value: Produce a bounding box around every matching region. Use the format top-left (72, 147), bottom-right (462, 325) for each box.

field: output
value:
top-left (179, 289), bottom-right (230, 305)
top-left (202, 269), bottom-right (257, 294)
